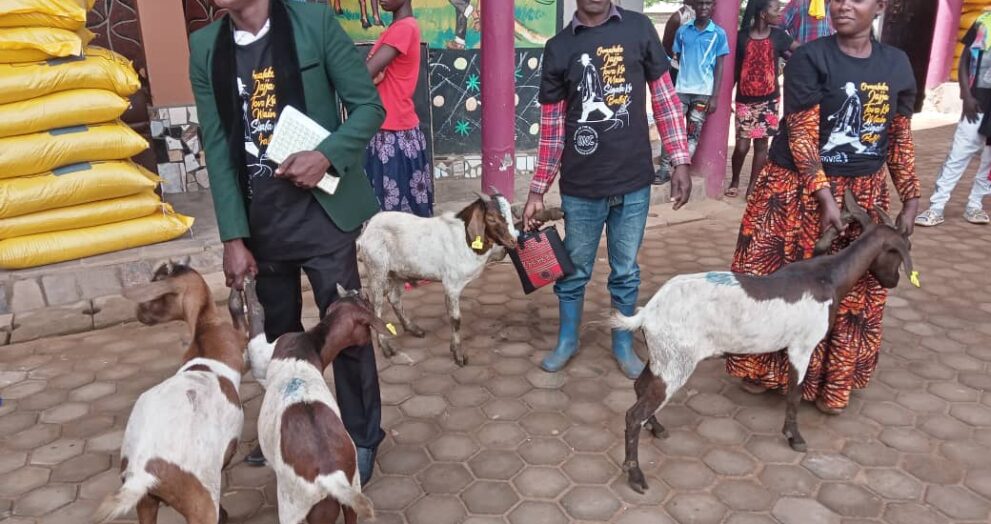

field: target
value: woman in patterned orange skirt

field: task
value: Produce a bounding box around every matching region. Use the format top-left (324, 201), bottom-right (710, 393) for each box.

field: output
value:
top-left (725, 0), bottom-right (921, 414)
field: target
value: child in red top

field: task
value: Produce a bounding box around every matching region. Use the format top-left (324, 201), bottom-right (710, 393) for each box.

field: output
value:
top-left (729, 0), bottom-right (796, 197)
top-left (365, 0), bottom-right (432, 217)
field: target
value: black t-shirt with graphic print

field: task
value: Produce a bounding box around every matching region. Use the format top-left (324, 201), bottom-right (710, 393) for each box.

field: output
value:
top-left (539, 8), bottom-right (670, 199)
top-left (768, 36), bottom-right (916, 178)
top-left (235, 33), bottom-right (351, 260)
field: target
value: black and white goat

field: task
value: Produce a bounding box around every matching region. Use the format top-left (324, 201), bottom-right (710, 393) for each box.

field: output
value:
top-left (612, 191), bottom-right (917, 493)
top-left (243, 281), bottom-right (390, 523)
top-left (95, 261), bottom-right (249, 523)
top-left (357, 193), bottom-right (518, 366)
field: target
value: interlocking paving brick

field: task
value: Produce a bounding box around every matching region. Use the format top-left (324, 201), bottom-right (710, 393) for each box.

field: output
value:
top-left (406, 494), bottom-right (465, 524)
top-left (363, 476), bottom-right (421, 511)
top-left (461, 481), bottom-right (519, 514)
top-left (702, 448), bottom-right (758, 476)
top-left (475, 421), bottom-right (526, 449)
top-left (665, 492), bottom-right (728, 524)
top-left (508, 501), bottom-right (569, 524)
top-left (772, 497), bottom-right (841, 524)
top-left (802, 452), bottom-right (861, 481)
top-left (6, 423), bottom-right (60, 451)
top-left (882, 502), bottom-right (951, 524)
top-left (13, 484), bottom-right (75, 517)
top-left (518, 437), bottom-right (570, 466)
top-left (924, 485), bottom-right (991, 521)
top-left (657, 458), bottom-right (716, 490)
top-left (561, 454), bottom-right (618, 484)
top-left (439, 407), bottom-right (486, 432)
top-left (713, 478), bottom-right (775, 511)
top-left (560, 485), bottom-right (621, 521)
top-left (417, 463), bottom-right (473, 494)
top-left (468, 450), bottom-right (524, 480)
top-left (377, 446), bottom-right (431, 476)
top-left (519, 411), bottom-right (570, 436)
top-left (425, 434), bottom-right (479, 462)
top-left (481, 398), bottom-right (528, 420)
top-left (816, 482), bottom-right (883, 518)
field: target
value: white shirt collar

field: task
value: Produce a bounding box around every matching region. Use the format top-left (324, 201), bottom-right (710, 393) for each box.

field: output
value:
top-left (234, 19), bottom-right (271, 46)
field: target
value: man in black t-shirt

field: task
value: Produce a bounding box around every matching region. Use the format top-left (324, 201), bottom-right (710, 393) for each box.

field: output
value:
top-left (522, 0), bottom-right (692, 379)
top-left (190, 0), bottom-right (386, 483)
top-left (916, 14), bottom-right (991, 227)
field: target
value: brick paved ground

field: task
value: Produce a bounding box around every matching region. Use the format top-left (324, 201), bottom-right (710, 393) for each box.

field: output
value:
top-left (1, 120), bottom-right (990, 523)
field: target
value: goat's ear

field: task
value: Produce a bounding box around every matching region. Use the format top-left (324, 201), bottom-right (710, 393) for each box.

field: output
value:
top-left (122, 280), bottom-right (176, 303)
top-left (179, 255), bottom-right (192, 268)
top-left (874, 205), bottom-right (896, 229)
top-left (843, 189), bottom-right (873, 229)
top-left (460, 201), bottom-right (488, 252)
top-left (362, 311), bottom-right (394, 336)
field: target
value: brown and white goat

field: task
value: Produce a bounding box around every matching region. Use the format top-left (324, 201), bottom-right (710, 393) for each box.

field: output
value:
top-left (357, 193), bottom-right (518, 366)
top-left (95, 261), bottom-right (249, 524)
top-left (244, 282), bottom-right (390, 523)
top-left (611, 190), bottom-right (917, 493)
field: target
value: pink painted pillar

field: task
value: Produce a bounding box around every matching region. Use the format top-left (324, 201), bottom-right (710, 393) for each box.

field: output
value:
top-left (693, 2), bottom-right (739, 198)
top-left (480, 0), bottom-right (516, 198)
top-left (926, 0), bottom-right (964, 89)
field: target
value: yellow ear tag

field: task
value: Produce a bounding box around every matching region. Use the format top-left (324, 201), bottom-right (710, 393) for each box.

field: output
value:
top-left (471, 236), bottom-right (484, 250)
top-left (909, 271), bottom-right (921, 288)
top-left (385, 323), bottom-right (398, 336)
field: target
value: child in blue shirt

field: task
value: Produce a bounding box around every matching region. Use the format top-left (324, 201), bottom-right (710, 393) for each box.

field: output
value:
top-left (656, 0), bottom-right (729, 184)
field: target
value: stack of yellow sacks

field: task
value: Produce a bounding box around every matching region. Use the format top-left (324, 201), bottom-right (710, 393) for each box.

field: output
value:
top-left (953, 1), bottom-right (991, 82)
top-left (0, 0), bottom-right (192, 270)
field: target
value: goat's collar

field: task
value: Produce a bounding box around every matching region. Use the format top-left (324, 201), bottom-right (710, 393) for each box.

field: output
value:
top-left (180, 357), bottom-right (242, 387)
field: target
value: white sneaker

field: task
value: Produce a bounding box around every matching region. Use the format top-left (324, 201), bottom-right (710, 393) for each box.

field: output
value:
top-left (914, 209), bottom-right (944, 227)
top-left (964, 208), bottom-right (990, 224)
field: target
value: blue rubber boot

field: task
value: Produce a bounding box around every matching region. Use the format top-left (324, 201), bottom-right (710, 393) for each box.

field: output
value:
top-left (357, 446), bottom-right (377, 486)
top-left (540, 300), bottom-right (583, 373)
top-left (612, 303), bottom-right (645, 379)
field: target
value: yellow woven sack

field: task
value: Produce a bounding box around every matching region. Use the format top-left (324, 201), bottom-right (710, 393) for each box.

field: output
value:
top-left (0, 207), bottom-right (194, 269)
top-left (0, 161), bottom-right (157, 218)
top-left (0, 122), bottom-right (148, 179)
top-left (0, 0), bottom-right (95, 30)
top-left (0, 89), bottom-right (129, 139)
top-left (0, 47), bottom-right (140, 105)
top-left (0, 27), bottom-right (93, 63)
top-left (0, 190), bottom-right (162, 239)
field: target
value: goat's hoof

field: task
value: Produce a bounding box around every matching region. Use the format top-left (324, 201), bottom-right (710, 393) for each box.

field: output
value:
top-left (407, 325), bottom-right (426, 338)
top-left (784, 431), bottom-right (807, 452)
top-left (625, 467), bottom-right (648, 494)
top-left (646, 423), bottom-right (669, 440)
top-left (219, 506), bottom-right (229, 524)
top-left (452, 350), bottom-right (468, 367)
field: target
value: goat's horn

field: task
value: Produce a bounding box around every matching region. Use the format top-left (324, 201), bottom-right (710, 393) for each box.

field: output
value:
top-left (874, 205), bottom-right (896, 228)
top-left (843, 189), bottom-right (873, 229)
top-left (180, 255), bottom-right (192, 267)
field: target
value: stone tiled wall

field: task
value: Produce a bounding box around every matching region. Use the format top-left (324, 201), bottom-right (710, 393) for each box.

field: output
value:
top-left (150, 104), bottom-right (209, 193)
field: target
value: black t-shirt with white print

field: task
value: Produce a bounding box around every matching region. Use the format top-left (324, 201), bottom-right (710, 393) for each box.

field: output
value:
top-left (768, 36), bottom-right (916, 177)
top-left (539, 8), bottom-right (670, 199)
top-left (235, 32), bottom-right (351, 260)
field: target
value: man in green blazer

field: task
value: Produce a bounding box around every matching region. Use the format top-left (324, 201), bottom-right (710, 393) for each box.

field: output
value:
top-left (189, 0), bottom-right (386, 483)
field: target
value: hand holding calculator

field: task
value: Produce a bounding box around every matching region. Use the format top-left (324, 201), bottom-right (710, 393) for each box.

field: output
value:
top-left (267, 105), bottom-right (340, 195)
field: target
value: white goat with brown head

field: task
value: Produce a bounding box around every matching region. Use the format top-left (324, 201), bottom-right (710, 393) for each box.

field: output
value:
top-left (357, 193), bottom-right (518, 366)
top-left (94, 260), bottom-right (249, 524)
top-left (612, 191), bottom-right (917, 494)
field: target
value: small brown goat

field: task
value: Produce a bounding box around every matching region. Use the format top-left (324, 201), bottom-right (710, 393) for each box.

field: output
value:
top-left (245, 282), bottom-right (391, 523)
top-left (95, 260), bottom-right (247, 524)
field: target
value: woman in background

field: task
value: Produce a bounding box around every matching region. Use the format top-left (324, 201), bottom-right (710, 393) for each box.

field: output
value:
top-left (365, 0), bottom-right (433, 217)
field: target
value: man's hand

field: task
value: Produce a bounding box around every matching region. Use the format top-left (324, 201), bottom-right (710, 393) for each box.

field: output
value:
top-left (815, 188), bottom-right (847, 236)
top-left (223, 239), bottom-right (258, 291)
top-left (521, 191), bottom-right (545, 231)
top-left (897, 197), bottom-right (920, 237)
top-left (275, 151), bottom-right (331, 189)
top-left (670, 164), bottom-right (692, 210)
top-left (373, 71), bottom-right (385, 85)
top-left (963, 94), bottom-right (981, 124)
top-left (706, 99), bottom-right (718, 115)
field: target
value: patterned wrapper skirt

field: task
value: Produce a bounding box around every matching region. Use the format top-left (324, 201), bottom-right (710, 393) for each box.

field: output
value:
top-left (364, 127), bottom-right (433, 217)
top-left (734, 98), bottom-right (780, 140)
top-left (725, 162), bottom-right (893, 410)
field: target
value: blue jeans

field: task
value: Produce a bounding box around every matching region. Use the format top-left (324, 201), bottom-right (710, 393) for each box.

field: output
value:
top-left (658, 93), bottom-right (710, 178)
top-left (554, 186), bottom-right (650, 309)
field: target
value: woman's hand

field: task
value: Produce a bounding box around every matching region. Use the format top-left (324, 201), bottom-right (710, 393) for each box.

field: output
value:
top-left (897, 198), bottom-right (919, 236)
top-left (815, 188), bottom-right (847, 236)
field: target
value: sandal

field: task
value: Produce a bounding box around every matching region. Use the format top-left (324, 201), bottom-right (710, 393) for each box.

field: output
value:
top-left (724, 187), bottom-right (739, 198)
top-left (964, 208), bottom-right (990, 225)
top-left (914, 209), bottom-right (944, 227)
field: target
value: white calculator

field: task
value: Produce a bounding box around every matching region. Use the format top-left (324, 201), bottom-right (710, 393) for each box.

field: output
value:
top-left (267, 105), bottom-right (340, 195)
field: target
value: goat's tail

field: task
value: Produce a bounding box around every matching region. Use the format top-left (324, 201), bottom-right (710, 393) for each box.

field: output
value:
top-left (608, 307), bottom-right (646, 332)
top-left (317, 473), bottom-right (375, 520)
top-left (93, 471), bottom-right (157, 523)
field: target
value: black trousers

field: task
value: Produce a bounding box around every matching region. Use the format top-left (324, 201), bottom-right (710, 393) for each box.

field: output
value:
top-left (255, 243), bottom-right (385, 451)
top-left (449, 0), bottom-right (470, 40)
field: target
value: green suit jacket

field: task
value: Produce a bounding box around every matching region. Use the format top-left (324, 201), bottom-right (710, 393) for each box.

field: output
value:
top-left (189, 0), bottom-right (384, 243)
